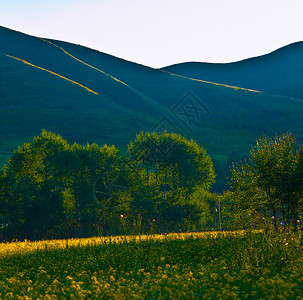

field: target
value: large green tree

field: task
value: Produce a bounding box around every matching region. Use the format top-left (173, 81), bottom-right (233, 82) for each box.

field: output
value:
top-left (230, 133), bottom-right (303, 228)
top-left (125, 131), bottom-right (215, 229)
top-left (0, 130), bottom-right (71, 239)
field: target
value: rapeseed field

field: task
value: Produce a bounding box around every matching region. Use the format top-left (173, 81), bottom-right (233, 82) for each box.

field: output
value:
top-left (0, 230), bottom-right (303, 299)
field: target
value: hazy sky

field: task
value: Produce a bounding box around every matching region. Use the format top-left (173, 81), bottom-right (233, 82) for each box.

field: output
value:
top-left (1, 0), bottom-right (303, 68)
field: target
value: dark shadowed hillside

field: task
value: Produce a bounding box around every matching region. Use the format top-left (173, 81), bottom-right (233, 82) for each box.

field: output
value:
top-left (1, 26), bottom-right (303, 191)
top-left (162, 42), bottom-right (303, 100)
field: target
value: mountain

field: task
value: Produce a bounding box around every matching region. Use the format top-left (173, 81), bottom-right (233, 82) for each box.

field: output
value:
top-left (162, 42), bottom-right (303, 100)
top-left (1, 25), bottom-right (303, 191)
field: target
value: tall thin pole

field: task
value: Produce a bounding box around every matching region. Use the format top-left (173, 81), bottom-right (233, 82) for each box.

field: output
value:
top-left (218, 203), bottom-right (222, 231)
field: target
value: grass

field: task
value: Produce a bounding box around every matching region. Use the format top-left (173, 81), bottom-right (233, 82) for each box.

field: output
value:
top-left (5, 54), bottom-right (99, 95)
top-left (162, 42), bottom-right (303, 100)
top-left (1, 229), bottom-right (303, 299)
top-left (2, 26), bottom-right (303, 193)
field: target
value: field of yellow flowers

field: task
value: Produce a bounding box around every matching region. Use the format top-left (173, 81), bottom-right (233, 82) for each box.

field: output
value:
top-left (1, 229), bottom-right (303, 299)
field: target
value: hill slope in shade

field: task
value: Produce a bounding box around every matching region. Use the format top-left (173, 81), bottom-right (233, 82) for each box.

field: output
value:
top-left (1, 25), bottom-right (303, 191)
top-left (162, 42), bottom-right (303, 100)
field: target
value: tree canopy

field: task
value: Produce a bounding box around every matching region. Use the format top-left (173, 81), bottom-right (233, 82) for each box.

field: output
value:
top-left (230, 132), bottom-right (303, 228)
top-left (0, 130), bottom-right (216, 240)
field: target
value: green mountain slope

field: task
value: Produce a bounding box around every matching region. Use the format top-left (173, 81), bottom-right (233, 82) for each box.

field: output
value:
top-left (1, 26), bottom-right (303, 191)
top-left (162, 42), bottom-right (303, 100)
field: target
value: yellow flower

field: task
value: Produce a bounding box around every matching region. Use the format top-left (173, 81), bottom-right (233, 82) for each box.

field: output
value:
top-left (5, 292), bottom-right (14, 299)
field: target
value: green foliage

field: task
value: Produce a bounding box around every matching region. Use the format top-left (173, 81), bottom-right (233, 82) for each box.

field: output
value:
top-left (127, 131), bottom-right (215, 189)
top-left (69, 142), bottom-right (122, 229)
top-left (0, 130), bottom-right (124, 239)
top-left (0, 130), bottom-right (72, 239)
top-left (0, 130), bottom-right (217, 239)
top-left (186, 187), bottom-right (212, 228)
top-left (125, 131), bottom-right (215, 230)
top-left (230, 132), bottom-right (303, 228)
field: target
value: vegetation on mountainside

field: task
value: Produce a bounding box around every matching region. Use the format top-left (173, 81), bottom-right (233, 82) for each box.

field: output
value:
top-left (2, 26), bottom-right (303, 193)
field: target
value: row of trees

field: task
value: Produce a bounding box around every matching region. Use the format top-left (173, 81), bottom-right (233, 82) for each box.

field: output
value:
top-left (0, 130), bottom-right (216, 240)
top-left (1, 130), bottom-right (302, 240)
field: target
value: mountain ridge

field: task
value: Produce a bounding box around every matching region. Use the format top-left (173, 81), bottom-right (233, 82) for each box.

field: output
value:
top-left (162, 41), bottom-right (303, 100)
top-left (1, 25), bottom-right (303, 191)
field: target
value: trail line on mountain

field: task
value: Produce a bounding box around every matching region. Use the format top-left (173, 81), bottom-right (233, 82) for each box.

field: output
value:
top-left (5, 54), bottom-right (99, 95)
top-left (160, 70), bottom-right (263, 93)
top-left (39, 38), bottom-right (167, 110)
top-left (39, 38), bottom-right (129, 87)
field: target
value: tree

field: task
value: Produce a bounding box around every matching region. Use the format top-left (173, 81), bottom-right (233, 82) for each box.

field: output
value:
top-left (0, 130), bottom-right (125, 239)
top-left (125, 131), bottom-right (215, 230)
top-left (70, 142), bottom-right (124, 236)
top-left (1, 130), bottom-right (72, 239)
top-left (229, 132), bottom-right (303, 228)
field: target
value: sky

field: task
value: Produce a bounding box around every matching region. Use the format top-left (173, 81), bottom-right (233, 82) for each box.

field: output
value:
top-left (1, 0), bottom-right (303, 68)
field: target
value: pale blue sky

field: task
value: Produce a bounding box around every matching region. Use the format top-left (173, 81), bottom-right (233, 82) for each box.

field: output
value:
top-left (1, 0), bottom-right (303, 68)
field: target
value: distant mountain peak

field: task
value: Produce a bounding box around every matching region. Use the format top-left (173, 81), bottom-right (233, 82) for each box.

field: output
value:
top-left (162, 41), bottom-right (303, 100)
